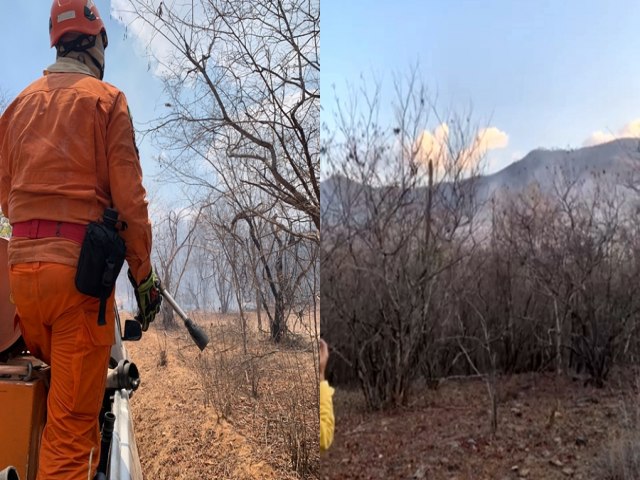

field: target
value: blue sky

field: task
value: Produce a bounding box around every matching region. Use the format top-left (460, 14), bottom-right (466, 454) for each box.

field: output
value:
top-left (322, 0), bottom-right (640, 174)
top-left (0, 1), bottom-right (168, 199)
top-left (4, 2), bottom-right (640, 180)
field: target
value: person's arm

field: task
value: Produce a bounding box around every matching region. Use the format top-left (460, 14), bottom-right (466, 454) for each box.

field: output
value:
top-left (320, 379), bottom-right (335, 451)
top-left (106, 92), bottom-right (152, 283)
top-left (319, 339), bottom-right (335, 451)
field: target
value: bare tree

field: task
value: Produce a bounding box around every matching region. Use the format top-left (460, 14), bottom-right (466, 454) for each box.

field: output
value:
top-left (210, 245), bottom-right (234, 314)
top-left (153, 204), bottom-right (202, 327)
top-left (189, 218), bottom-right (234, 313)
top-left (322, 68), bottom-right (487, 408)
top-left (475, 170), bottom-right (640, 386)
top-left (119, 0), bottom-right (319, 238)
top-left (322, 69), bottom-right (640, 413)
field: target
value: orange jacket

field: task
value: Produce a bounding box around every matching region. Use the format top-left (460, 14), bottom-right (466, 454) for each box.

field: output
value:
top-left (0, 72), bottom-right (152, 283)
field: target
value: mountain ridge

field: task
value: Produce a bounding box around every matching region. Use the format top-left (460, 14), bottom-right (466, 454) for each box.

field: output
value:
top-left (321, 138), bottom-right (640, 218)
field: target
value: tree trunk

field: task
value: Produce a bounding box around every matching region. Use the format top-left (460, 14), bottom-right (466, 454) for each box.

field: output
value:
top-left (256, 288), bottom-right (262, 332)
top-left (162, 277), bottom-right (176, 328)
top-left (554, 299), bottom-right (563, 375)
top-left (271, 295), bottom-right (285, 342)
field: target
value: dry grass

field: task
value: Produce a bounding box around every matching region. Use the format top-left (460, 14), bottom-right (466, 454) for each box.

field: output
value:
top-left (190, 311), bottom-right (319, 478)
top-left (600, 432), bottom-right (640, 480)
top-left (598, 377), bottom-right (640, 480)
top-left (321, 372), bottom-right (640, 480)
top-left (126, 310), bottom-right (319, 479)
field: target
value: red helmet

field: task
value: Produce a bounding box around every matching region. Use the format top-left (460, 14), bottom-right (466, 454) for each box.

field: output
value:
top-left (49, 0), bottom-right (107, 48)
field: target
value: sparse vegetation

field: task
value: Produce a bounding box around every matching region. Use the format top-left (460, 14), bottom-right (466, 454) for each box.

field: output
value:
top-left (599, 379), bottom-right (640, 480)
top-left (322, 70), bottom-right (640, 408)
top-left (320, 68), bottom-right (640, 479)
top-left (111, 1), bottom-right (319, 476)
top-left (192, 311), bottom-right (318, 477)
top-left (129, 311), bottom-right (318, 479)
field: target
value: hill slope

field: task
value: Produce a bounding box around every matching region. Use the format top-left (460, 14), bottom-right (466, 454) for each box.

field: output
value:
top-left (321, 138), bottom-right (640, 220)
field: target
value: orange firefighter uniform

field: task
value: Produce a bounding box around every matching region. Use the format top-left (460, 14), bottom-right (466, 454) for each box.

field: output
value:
top-left (0, 57), bottom-right (152, 480)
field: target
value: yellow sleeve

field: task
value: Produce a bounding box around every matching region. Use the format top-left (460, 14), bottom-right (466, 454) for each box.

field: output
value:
top-left (320, 380), bottom-right (335, 451)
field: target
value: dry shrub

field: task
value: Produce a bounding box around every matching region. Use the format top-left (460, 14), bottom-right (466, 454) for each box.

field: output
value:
top-left (601, 434), bottom-right (640, 480)
top-left (156, 330), bottom-right (169, 367)
top-left (599, 383), bottom-right (640, 479)
top-left (195, 322), bottom-right (245, 421)
top-left (269, 349), bottom-right (316, 476)
top-left (193, 313), bottom-right (319, 478)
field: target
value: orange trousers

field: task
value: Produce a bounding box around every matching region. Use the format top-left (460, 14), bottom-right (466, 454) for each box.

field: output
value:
top-left (9, 262), bottom-right (114, 480)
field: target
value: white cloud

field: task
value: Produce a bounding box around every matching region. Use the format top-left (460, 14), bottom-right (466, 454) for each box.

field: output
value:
top-left (414, 123), bottom-right (449, 165)
top-left (621, 119), bottom-right (640, 137)
top-left (110, 0), bottom-right (182, 77)
top-left (413, 124), bottom-right (508, 177)
top-left (583, 119), bottom-right (640, 146)
top-left (584, 131), bottom-right (615, 147)
top-left (476, 127), bottom-right (509, 151)
top-left (110, 1), bottom-right (317, 82)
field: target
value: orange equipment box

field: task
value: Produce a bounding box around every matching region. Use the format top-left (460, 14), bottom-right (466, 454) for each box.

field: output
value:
top-left (0, 363), bottom-right (49, 480)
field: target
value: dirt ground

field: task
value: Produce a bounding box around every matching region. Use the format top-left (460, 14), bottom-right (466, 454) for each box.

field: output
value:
top-left (124, 311), bottom-right (319, 479)
top-left (321, 370), bottom-right (640, 480)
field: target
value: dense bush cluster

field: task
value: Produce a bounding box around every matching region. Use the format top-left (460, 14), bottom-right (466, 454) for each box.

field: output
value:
top-left (320, 72), bottom-right (640, 409)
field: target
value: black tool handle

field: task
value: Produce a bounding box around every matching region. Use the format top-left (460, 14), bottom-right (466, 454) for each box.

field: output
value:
top-left (97, 412), bottom-right (116, 475)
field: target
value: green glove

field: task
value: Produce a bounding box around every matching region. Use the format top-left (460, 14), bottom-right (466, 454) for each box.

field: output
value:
top-left (128, 268), bottom-right (162, 331)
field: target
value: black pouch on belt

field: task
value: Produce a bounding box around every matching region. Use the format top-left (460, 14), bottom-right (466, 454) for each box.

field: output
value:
top-left (75, 208), bottom-right (127, 326)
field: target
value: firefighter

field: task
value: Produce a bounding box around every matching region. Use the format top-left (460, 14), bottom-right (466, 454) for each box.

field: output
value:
top-left (0, 1), bottom-right (161, 478)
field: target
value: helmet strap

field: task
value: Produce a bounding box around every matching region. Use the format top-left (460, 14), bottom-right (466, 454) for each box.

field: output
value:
top-left (86, 51), bottom-right (105, 80)
top-left (56, 33), bottom-right (105, 80)
top-left (56, 34), bottom-right (97, 55)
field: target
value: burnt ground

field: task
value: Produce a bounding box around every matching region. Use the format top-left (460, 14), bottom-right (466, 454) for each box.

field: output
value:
top-left (321, 370), bottom-right (640, 480)
top-left (125, 312), bottom-right (319, 479)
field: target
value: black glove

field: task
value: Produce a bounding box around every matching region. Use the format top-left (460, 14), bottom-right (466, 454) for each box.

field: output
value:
top-left (128, 268), bottom-right (162, 331)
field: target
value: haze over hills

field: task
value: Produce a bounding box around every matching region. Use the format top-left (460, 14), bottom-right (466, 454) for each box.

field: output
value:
top-left (476, 137), bottom-right (640, 198)
top-left (321, 138), bottom-right (640, 222)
